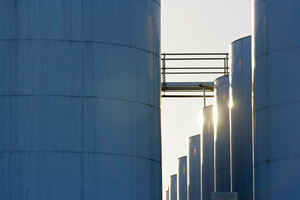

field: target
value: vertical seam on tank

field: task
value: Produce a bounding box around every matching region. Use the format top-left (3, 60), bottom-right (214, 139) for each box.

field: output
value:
top-left (252, 3), bottom-right (256, 198)
top-left (229, 66), bottom-right (232, 193)
top-left (214, 88), bottom-right (217, 192)
top-left (81, 1), bottom-right (84, 200)
top-left (202, 114), bottom-right (205, 197)
top-left (227, 82), bottom-right (230, 192)
top-left (266, 1), bottom-right (270, 200)
top-left (231, 49), bottom-right (234, 193)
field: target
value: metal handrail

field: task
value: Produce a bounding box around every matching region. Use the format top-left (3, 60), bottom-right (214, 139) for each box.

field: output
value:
top-left (162, 53), bottom-right (228, 55)
top-left (160, 52), bottom-right (229, 99)
top-left (161, 53), bottom-right (229, 86)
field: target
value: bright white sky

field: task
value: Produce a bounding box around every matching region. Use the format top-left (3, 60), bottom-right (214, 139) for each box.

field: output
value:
top-left (161, 0), bottom-right (251, 199)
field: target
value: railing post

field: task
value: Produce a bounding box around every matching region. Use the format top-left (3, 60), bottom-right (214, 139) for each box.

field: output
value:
top-left (224, 58), bottom-right (226, 75)
top-left (225, 53), bottom-right (229, 75)
top-left (162, 53), bottom-right (166, 90)
top-left (203, 87), bottom-right (206, 107)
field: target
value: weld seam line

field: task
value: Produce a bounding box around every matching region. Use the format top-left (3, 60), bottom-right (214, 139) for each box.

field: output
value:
top-left (0, 150), bottom-right (162, 164)
top-left (151, 0), bottom-right (160, 6)
top-left (254, 154), bottom-right (300, 167)
top-left (216, 167), bottom-right (230, 172)
top-left (254, 0), bottom-right (267, 6)
top-left (0, 94), bottom-right (161, 110)
top-left (255, 45), bottom-right (300, 59)
top-left (0, 38), bottom-right (160, 57)
top-left (254, 99), bottom-right (300, 113)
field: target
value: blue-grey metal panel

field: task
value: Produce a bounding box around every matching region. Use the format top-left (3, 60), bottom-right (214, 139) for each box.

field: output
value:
top-left (214, 76), bottom-right (230, 193)
top-left (83, 42), bottom-right (161, 108)
top-left (229, 36), bottom-right (252, 200)
top-left (202, 105), bottom-right (214, 200)
top-left (83, 0), bottom-right (160, 56)
top-left (0, 152), bottom-right (82, 200)
top-left (188, 135), bottom-right (201, 200)
top-left (178, 156), bottom-right (187, 200)
top-left (170, 175), bottom-right (178, 200)
top-left (83, 154), bottom-right (161, 200)
top-left (211, 192), bottom-right (238, 200)
top-left (0, 0), bottom-right (161, 199)
top-left (253, 0), bottom-right (300, 199)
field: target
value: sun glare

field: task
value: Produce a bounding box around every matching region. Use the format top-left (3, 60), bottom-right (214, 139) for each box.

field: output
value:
top-left (229, 86), bottom-right (233, 109)
top-left (199, 109), bottom-right (204, 131)
top-left (213, 103), bottom-right (218, 142)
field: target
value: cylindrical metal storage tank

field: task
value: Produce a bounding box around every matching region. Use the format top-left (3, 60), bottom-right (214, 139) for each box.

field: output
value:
top-left (170, 175), bottom-right (178, 200)
top-left (214, 75), bottom-right (230, 192)
top-left (253, 1), bottom-right (300, 199)
top-left (230, 36), bottom-right (252, 200)
top-left (188, 134), bottom-right (201, 200)
top-left (201, 105), bottom-right (214, 200)
top-left (178, 156), bottom-right (187, 200)
top-left (0, 1), bottom-right (161, 199)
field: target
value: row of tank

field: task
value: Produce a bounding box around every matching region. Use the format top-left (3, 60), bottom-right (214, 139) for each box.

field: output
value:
top-left (167, 1), bottom-right (300, 198)
top-left (165, 36), bottom-right (252, 200)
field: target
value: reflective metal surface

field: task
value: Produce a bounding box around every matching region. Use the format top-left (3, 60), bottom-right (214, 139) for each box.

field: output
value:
top-left (214, 76), bottom-right (230, 192)
top-left (178, 156), bottom-right (187, 200)
top-left (0, 0), bottom-right (161, 199)
top-left (188, 135), bottom-right (201, 200)
top-left (171, 175), bottom-right (178, 200)
top-left (230, 36), bottom-right (252, 200)
top-left (202, 105), bottom-right (214, 200)
top-left (253, 0), bottom-right (300, 199)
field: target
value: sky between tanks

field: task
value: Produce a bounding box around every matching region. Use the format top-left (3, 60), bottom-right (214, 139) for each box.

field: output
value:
top-left (161, 0), bottom-right (251, 199)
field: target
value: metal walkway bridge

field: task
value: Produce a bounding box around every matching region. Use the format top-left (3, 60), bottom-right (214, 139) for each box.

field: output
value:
top-left (161, 53), bottom-right (229, 100)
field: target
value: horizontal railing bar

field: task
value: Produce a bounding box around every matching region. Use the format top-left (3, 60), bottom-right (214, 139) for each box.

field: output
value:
top-left (162, 58), bottom-right (226, 60)
top-left (161, 53), bottom-right (228, 56)
top-left (162, 67), bottom-right (228, 70)
top-left (161, 95), bottom-right (214, 98)
top-left (161, 72), bottom-right (227, 74)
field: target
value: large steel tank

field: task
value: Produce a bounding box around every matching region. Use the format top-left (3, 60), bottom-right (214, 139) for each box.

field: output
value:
top-left (0, 0), bottom-right (161, 199)
top-left (201, 105), bottom-right (214, 200)
top-left (187, 134), bottom-right (201, 200)
top-left (178, 156), bottom-right (187, 200)
top-left (230, 36), bottom-right (252, 200)
top-left (214, 76), bottom-right (230, 192)
top-left (253, 0), bottom-right (300, 199)
top-left (170, 175), bottom-right (178, 200)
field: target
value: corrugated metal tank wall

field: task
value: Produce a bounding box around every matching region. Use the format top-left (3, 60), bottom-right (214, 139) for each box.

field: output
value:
top-left (0, 0), bottom-right (161, 199)
top-left (188, 135), bottom-right (201, 200)
top-left (201, 105), bottom-right (214, 200)
top-left (178, 156), bottom-right (187, 200)
top-left (230, 36), bottom-right (252, 200)
top-left (170, 175), bottom-right (178, 200)
top-left (253, 0), bottom-right (300, 199)
top-left (214, 76), bottom-right (230, 192)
